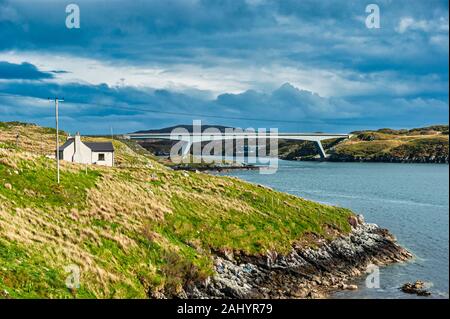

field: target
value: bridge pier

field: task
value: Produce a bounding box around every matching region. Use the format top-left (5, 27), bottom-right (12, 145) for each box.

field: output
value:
top-left (316, 140), bottom-right (327, 159)
top-left (181, 141), bottom-right (192, 157)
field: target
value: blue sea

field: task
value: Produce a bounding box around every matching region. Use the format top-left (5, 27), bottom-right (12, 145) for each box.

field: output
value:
top-left (219, 160), bottom-right (449, 299)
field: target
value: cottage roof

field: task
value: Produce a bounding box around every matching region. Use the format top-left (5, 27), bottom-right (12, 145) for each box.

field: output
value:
top-left (58, 139), bottom-right (114, 152)
top-left (58, 138), bottom-right (74, 151)
top-left (84, 142), bottom-right (114, 152)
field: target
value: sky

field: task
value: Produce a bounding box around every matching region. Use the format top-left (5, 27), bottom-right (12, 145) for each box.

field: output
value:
top-left (0, 0), bottom-right (448, 134)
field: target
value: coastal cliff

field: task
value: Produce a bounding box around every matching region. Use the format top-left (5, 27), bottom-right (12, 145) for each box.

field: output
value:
top-left (187, 217), bottom-right (412, 299)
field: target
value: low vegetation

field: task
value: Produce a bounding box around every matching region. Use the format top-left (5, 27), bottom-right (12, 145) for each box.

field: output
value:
top-left (278, 125), bottom-right (449, 163)
top-left (0, 121), bottom-right (352, 298)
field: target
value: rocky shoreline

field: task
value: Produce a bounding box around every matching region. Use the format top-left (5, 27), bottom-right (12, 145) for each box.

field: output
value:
top-left (170, 164), bottom-right (259, 172)
top-left (286, 155), bottom-right (449, 164)
top-left (326, 155), bottom-right (449, 164)
top-left (185, 216), bottom-right (412, 299)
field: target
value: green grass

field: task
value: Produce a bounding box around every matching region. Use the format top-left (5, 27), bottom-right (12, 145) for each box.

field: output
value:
top-left (148, 172), bottom-right (352, 255)
top-left (0, 239), bottom-right (92, 299)
top-left (0, 141), bottom-right (17, 149)
top-left (391, 136), bottom-right (449, 158)
top-left (0, 157), bottom-right (100, 209)
top-left (0, 122), bottom-right (32, 129)
top-left (333, 140), bottom-right (397, 158)
top-left (331, 135), bottom-right (448, 161)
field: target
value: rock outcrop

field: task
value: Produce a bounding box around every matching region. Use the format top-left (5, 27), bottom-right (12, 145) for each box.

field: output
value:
top-left (401, 281), bottom-right (432, 296)
top-left (327, 154), bottom-right (449, 164)
top-left (186, 218), bottom-right (412, 299)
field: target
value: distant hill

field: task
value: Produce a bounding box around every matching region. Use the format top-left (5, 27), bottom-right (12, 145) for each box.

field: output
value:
top-left (279, 125), bottom-right (449, 163)
top-left (133, 125), bottom-right (235, 155)
top-left (136, 124), bottom-right (449, 163)
top-left (351, 125), bottom-right (449, 136)
top-left (134, 124), bottom-right (233, 134)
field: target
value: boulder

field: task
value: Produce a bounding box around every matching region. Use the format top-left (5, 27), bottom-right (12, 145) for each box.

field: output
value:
top-left (400, 280), bottom-right (431, 296)
top-left (348, 214), bottom-right (366, 228)
top-left (357, 214), bottom-right (365, 224)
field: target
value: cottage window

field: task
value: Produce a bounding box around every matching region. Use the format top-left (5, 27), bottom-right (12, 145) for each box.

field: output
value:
top-left (98, 153), bottom-right (105, 161)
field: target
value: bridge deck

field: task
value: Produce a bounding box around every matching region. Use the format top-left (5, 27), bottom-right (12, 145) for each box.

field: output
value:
top-left (124, 132), bottom-right (351, 158)
top-left (125, 132), bottom-right (350, 138)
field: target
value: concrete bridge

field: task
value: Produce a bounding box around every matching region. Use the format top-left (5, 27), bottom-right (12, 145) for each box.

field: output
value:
top-left (124, 132), bottom-right (351, 158)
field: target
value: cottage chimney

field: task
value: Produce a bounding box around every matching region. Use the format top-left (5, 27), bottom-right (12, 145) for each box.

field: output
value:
top-left (74, 132), bottom-right (81, 145)
top-left (72, 132), bottom-right (85, 163)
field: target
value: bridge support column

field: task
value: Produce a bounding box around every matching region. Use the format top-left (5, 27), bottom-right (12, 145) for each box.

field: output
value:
top-left (181, 141), bottom-right (192, 157)
top-left (316, 140), bottom-right (327, 159)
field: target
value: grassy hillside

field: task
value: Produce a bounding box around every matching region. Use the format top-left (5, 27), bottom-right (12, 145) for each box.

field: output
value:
top-left (278, 126), bottom-right (449, 163)
top-left (0, 122), bottom-right (352, 298)
top-left (331, 127), bottom-right (448, 162)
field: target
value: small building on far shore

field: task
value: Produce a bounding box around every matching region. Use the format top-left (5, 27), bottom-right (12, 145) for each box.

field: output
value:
top-left (58, 133), bottom-right (114, 166)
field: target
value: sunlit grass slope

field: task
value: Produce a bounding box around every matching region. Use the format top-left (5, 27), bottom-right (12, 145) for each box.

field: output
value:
top-left (0, 122), bottom-right (352, 298)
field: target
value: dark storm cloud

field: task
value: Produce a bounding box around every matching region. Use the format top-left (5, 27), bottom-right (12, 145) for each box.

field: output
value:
top-left (0, 61), bottom-right (53, 79)
top-left (0, 0), bottom-right (448, 132)
top-left (1, 80), bottom-right (447, 134)
top-left (0, 0), bottom-right (447, 70)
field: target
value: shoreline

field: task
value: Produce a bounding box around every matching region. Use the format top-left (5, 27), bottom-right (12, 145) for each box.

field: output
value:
top-left (169, 164), bottom-right (260, 172)
top-left (183, 217), bottom-right (412, 299)
top-left (162, 156), bottom-right (449, 170)
top-left (169, 158), bottom-right (448, 174)
top-left (284, 157), bottom-right (449, 164)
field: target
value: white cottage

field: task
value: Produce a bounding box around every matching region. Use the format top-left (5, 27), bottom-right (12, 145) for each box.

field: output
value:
top-left (58, 133), bottom-right (114, 166)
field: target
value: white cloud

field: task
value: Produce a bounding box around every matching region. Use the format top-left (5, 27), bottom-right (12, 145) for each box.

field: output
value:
top-left (430, 35), bottom-right (449, 48)
top-left (396, 16), bottom-right (449, 34)
top-left (0, 51), bottom-right (369, 97)
top-left (0, 47), bottom-right (447, 102)
top-left (0, 51), bottom-right (246, 95)
top-left (396, 17), bottom-right (427, 33)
